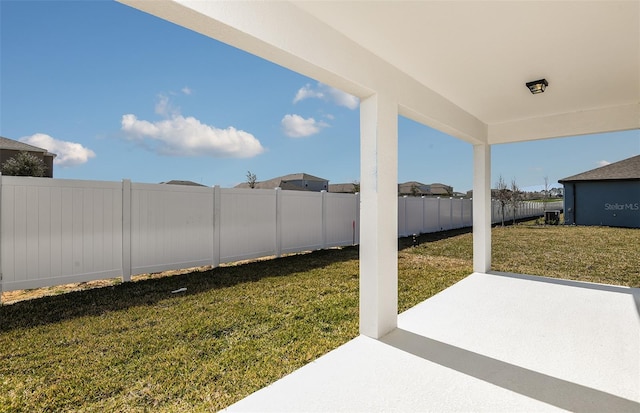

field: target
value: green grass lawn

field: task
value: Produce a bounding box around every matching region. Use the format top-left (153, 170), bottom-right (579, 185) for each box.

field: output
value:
top-left (1, 222), bottom-right (638, 412)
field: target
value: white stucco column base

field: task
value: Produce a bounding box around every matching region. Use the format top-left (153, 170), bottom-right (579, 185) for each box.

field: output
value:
top-left (359, 93), bottom-right (398, 339)
top-left (473, 143), bottom-right (491, 273)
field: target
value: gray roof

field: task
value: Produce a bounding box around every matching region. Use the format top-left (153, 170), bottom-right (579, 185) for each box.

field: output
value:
top-left (329, 183), bottom-right (358, 193)
top-left (398, 181), bottom-right (430, 195)
top-left (160, 180), bottom-right (207, 187)
top-left (235, 173), bottom-right (328, 190)
top-left (559, 155), bottom-right (640, 182)
top-left (0, 136), bottom-right (55, 156)
top-left (277, 173), bottom-right (327, 182)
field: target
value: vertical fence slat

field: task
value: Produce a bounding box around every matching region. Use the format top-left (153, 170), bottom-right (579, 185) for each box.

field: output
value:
top-left (321, 190), bottom-right (327, 249)
top-left (275, 187), bottom-right (282, 258)
top-left (122, 179), bottom-right (131, 282)
top-left (212, 185), bottom-right (221, 268)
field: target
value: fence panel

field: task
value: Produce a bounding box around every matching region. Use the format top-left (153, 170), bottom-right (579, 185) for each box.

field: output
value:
top-left (280, 190), bottom-right (323, 253)
top-left (397, 196), bottom-right (407, 237)
top-left (398, 196), bottom-right (421, 237)
top-left (451, 199), bottom-right (463, 229)
top-left (324, 192), bottom-right (358, 247)
top-left (462, 199), bottom-right (473, 227)
top-left (1, 177), bottom-right (122, 291)
top-left (1, 175), bottom-right (558, 294)
top-left (219, 188), bottom-right (277, 263)
top-left (130, 183), bottom-right (213, 275)
top-left (423, 198), bottom-right (441, 233)
top-left (439, 198), bottom-right (453, 230)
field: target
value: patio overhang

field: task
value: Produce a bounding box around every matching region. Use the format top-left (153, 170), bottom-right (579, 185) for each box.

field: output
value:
top-left (118, 0), bottom-right (639, 144)
top-left (116, 0), bottom-right (639, 409)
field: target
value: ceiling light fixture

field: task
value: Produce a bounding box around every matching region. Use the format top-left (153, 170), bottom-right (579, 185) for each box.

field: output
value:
top-left (526, 78), bottom-right (548, 94)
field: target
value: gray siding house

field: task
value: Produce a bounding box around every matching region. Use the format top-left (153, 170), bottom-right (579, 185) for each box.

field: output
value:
top-left (559, 155), bottom-right (640, 228)
top-left (235, 173), bottom-right (329, 191)
top-left (0, 136), bottom-right (56, 178)
top-left (397, 181), bottom-right (453, 197)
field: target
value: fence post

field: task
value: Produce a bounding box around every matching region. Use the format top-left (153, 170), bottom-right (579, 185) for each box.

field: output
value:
top-left (122, 179), bottom-right (132, 282)
top-left (321, 190), bottom-right (327, 249)
top-left (275, 187), bottom-right (282, 258)
top-left (212, 185), bottom-right (221, 268)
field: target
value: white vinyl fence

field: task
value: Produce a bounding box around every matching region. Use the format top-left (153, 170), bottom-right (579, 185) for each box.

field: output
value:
top-left (0, 176), bottom-right (560, 293)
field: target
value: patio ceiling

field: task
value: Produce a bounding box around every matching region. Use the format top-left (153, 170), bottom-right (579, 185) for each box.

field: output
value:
top-left (120, 0), bottom-right (639, 145)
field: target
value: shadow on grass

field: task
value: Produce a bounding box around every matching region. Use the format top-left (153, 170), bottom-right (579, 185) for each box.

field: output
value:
top-left (1, 226), bottom-right (485, 333)
top-left (0, 246), bottom-right (360, 333)
top-left (398, 227), bottom-right (472, 251)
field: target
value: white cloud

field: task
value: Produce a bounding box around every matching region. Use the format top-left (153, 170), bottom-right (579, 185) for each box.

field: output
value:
top-left (597, 160), bottom-right (611, 167)
top-left (181, 86), bottom-right (192, 95)
top-left (20, 133), bottom-right (96, 167)
top-left (293, 84), bottom-right (324, 104)
top-left (121, 114), bottom-right (265, 158)
top-left (293, 82), bottom-right (359, 109)
top-left (281, 114), bottom-right (328, 138)
top-left (154, 94), bottom-right (179, 117)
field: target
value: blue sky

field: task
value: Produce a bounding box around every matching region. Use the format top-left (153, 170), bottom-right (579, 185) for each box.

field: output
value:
top-left (2, 1), bottom-right (638, 193)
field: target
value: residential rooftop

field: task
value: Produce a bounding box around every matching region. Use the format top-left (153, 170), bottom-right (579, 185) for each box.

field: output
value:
top-left (559, 155), bottom-right (640, 182)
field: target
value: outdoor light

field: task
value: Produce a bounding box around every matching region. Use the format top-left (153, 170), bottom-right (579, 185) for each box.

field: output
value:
top-left (526, 78), bottom-right (548, 94)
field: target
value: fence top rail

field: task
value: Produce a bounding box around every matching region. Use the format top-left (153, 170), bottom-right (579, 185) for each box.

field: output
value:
top-left (1, 176), bottom-right (122, 189)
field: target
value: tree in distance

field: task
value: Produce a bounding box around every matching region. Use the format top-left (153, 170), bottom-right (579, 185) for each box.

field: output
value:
top-left (494, 174), bottom-right (510, 226)
top-left (1, 151), bottom-right (48, 177)
top-left (246, 170), bottom-right (257, 188)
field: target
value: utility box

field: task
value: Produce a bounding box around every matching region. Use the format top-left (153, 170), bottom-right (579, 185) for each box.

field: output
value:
top-left (545, 210), bottom-right (560, 225)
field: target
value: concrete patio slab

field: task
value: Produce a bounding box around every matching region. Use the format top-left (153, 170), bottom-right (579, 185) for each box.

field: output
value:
top-left (223, 272), bottom-right (640, 412)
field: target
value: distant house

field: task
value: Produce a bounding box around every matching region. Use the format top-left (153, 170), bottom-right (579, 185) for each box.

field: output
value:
top-left (160, 180), bottom-right (207, 187)
top-left (235, 173), bottom-right (329, 191)
top-left (397, 181), bottom-right (453, 197)
top-left (430, 183), bottom-right (454, 196)
top-left (0, 136), bottom-right (56, 178)
top-left (329, 183), bottom-right (359, 194)
top-left (398, 181), bottom-right (430, 196)
top-left (559, 155), bottom-right (640, 228)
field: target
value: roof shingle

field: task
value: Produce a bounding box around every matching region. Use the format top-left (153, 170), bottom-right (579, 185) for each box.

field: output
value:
top-left (558, 155), bottom-right (640, 182)
top-left (0, 136), bottom-right (51, 153)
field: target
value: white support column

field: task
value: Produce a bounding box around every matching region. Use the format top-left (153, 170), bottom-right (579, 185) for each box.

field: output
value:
top-left (359, 93), bottom-right (398, 339)
top-left (472, 144), bottom-right (492, 273)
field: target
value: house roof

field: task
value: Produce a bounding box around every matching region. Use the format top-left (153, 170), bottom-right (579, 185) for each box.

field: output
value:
top-left (160, 180), bottom-right (207, 187)
top-left (235, 173), bottom-right (328, 190)
top-left (0, 136), bottom-right (56, 157)
top-left (278, 173), bottom-right (327, 182)
top-left (398, 181), bottom-right (429, 196)
top-left (559, 155), bottom-right (640, 183)
top-left (328, 183), bottom-right (358, 193)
